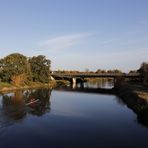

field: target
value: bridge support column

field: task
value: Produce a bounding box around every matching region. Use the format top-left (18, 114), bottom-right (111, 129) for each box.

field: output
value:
top-left (72, 78), bottom-right (77, 88)
top-left (50, 76), bottom-right (55, 81)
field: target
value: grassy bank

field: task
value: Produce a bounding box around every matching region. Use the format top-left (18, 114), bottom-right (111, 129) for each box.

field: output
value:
top-left (114, 83), bottom-right (148, 102)
top-left (114, 83), bottom-right (148, 127)
top-left (0, 80), bottom-right (68, 94)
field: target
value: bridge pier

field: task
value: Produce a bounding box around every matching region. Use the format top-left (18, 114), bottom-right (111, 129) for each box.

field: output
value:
top-left (50, 76), bottom-right (55, 81)
top-left (72, 78), bottom-right (76, 88)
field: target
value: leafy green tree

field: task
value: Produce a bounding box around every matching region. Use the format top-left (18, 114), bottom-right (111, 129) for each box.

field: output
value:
top-left (0, 53), bottom-right (28, 83)
top-left (29, 55), bottom-right (51, 83)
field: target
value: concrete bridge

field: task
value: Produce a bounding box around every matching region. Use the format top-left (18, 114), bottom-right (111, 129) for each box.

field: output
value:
top-left (51, 73), bottom-right (142, 87)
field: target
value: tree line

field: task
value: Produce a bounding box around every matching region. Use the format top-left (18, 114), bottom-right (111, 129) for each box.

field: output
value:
top-left (0, 53), bottom-right (148, 85)
top-left (0, 53), bottom-right (51, 85)
top-left (54, 69), bottom-right (123, 74)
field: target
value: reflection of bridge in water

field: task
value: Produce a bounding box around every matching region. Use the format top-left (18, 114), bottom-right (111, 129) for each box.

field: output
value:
top-left (55, 87), bottom-right (115, 95)
top-left (0, 86), bottom-right (148, 129)
top-left (55, 86), bottom-right (148, 128)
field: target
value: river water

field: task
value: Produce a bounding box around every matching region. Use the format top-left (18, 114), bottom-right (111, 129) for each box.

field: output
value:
top-left (0, 81), bottom-right (148, 148)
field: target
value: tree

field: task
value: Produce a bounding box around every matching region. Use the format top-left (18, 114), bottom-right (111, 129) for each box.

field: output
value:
top-left (107, 69), bottom-right (122, 74)
top-left (29, 55), bottom-right (51, 83)
top-left (138, 62), bottom-right (148, 84)
top-left (0, 53), bottom-right (28, 84)
top-left (138, 62), bottom-right (148, 76)
top-left (96, 69), bottom-right (106, 73)
top-left (129, 70), bottom-right (137, 74)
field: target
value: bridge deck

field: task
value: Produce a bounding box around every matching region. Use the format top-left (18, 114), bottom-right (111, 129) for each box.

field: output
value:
top-left (52, 73), bottom-right (141, 78)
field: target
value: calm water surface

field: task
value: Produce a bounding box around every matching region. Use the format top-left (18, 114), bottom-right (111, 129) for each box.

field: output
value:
top-left (0, 83), bottom-right (148, 148)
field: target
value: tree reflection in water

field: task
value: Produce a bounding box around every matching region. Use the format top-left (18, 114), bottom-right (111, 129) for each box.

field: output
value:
top-left (2, 90), bottom-right (26, 120)
top-left (1, 85), bottom-right (148, 129)
top-left (24, 89), bottom-right (51, 116)
top-left (1, 88), bottom-right (51, 122)
top-left (117, 95), bottom-right (148, 128)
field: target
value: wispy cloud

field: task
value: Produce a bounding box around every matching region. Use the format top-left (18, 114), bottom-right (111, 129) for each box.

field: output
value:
top-left (98, 38), bottom-right (120, 46)
top-left (38, 33), bottom-right (92, 50)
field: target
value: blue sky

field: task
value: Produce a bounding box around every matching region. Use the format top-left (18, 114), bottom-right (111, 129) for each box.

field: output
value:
top-left (0, 0), bottom-right (148, 72)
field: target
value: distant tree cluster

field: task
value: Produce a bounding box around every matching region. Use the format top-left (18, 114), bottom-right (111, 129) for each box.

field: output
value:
top-left (138, 62), bottom-right (148, 84)
top-left (54, 70), bottom-right (81, 74)
top-left (95, 69), bottom-right (122, 74)
top-left (127, 62), bottom-right (148, 85)
top-left (0, 53), bottom-right (51, 85)
top-left (54, 69), bottom-right (123, 75)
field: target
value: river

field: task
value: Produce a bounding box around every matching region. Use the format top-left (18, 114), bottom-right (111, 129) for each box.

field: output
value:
top-left (0, 81), bottom-right (148, 148)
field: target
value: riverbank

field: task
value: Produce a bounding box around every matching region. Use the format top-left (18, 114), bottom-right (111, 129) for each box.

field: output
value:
top-left (114, 83), bottom-right (148, 102)
top-left (114, 83), bottom-right (148, 127)
top-left (0, 80), bottom-right (68, 94)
